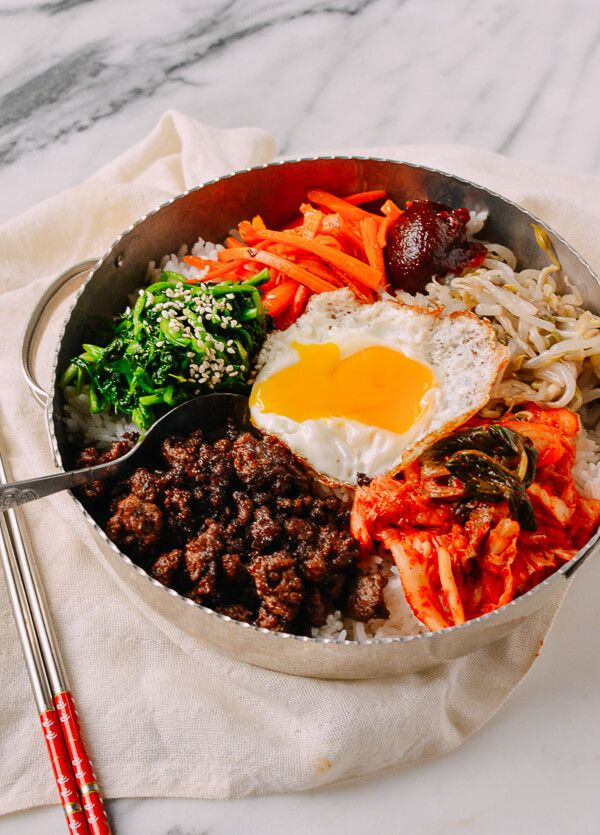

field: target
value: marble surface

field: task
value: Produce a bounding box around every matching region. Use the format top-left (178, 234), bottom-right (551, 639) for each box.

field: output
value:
top-left (3, 0), bottom-right (600, 832)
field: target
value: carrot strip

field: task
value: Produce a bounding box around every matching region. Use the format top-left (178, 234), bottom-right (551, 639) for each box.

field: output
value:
top-left (225, 236), bottom-right (243, 248)
top-left (312, 234), bottom-right (343, 250)
top-left (184, 259), bottom-right (242, 283)
top-left (344, 190), bottom-right (387, 205)
top-left (238, 220), bottom-right (262, 245)
top-left (298, 257), bottom-right (345, 287)
top-left (252, 229), bottom-right (383, 290)
top-left (223, 248), bottom-right (338, 294)
top-left (252, 214), bottom-right (267, 231)
top-left (360, 216), bottom-right (385, 275)
top-left (218, 240), bottom-right (269, 261)
top-left (318, 214), bottom-right (362, 254)
top-left (339, 273), bottom-right (378, 304)
top-left (273, 307), bottom-right (299, 330)
top-left (298, 205), bottom-right (324, 239)
top-left (339, 220), bottom-right (367, 257)
top-left (307, 189), bottom-right (382, 223)
top-left (183, 255), bottom-right (215, 269)
top-left (291, 284), bottom-right (312, 320)
top-left (381, 199), bottom-right (402, 218)
top-left (377, 214), bottom-right (399, 248)
top-left (262, 279), bottom-right (298, 317)
top-left (320, 213), bottom-right (342, 232)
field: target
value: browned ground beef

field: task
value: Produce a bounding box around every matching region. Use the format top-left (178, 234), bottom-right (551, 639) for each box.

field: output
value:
top-left (77, 423), bottom-right (386, 635)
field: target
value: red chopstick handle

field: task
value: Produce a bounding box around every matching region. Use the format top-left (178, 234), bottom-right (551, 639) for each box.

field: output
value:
top-left (39, 708), bottom-right (89, 833)
top-left (54, 691), bottom-right (112, 835)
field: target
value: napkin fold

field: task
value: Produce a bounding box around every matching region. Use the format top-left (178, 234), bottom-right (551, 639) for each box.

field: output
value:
top-left (0, 110), bottom-right (587, 814)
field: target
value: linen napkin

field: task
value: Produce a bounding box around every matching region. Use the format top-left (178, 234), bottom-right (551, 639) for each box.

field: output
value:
top-left (0, 110), bottom-right (591, 814)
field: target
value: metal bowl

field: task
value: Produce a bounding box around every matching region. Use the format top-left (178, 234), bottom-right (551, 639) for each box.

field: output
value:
top-left (24, 156), bottom-right (600, 679)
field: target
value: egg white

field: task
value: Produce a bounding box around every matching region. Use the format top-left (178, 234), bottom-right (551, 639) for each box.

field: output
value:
top-left (250, 289), bottom-right (508, 485)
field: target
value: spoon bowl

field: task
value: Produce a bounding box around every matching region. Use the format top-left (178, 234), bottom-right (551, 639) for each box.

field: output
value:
top-left (0, 393), bottom-right (251, 510)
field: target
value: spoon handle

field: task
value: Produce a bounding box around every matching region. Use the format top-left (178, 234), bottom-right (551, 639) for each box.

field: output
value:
top-left (0, 463), bottom-right (115, 510)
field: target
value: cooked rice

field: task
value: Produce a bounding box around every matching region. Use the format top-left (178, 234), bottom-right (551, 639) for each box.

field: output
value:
top-left (63, 385), bottom-right (137, 449)
top-left (145, 237), bottom-right (225, 283)
top-left (64, 216), bottom-right (600, 641)
top-left (313, 565), bottom-right (424, 641)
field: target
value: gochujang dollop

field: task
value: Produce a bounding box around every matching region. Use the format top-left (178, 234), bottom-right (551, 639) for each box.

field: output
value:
top-left (384, 200), bottom-right (487, 293)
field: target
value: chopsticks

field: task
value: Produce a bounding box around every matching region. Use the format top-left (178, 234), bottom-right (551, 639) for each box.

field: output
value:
top-left (0, 447), bottom-right (111, 834)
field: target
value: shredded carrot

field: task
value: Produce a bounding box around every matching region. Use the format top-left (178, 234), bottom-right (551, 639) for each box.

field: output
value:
top-left (298, 204), bottom-right (324, 239)
top-left (183, 257), bottom-right (242, 282)
top-left (344, 190), bottom-right (387, 205)
top-left (273, 306), bottom-right (299, 330)
top-left (225, 236), bottom-right (243, 248)
top-left (218, 240), bottom-right (269, 261)
top-left (238, 220), bottom-right (262, 245)
top-left (251, 214), bottom-right (267, 231)
top-left (297, 257), bottom-right (345, 288)
top-left (312, 233), bottom-right (343, 251)
top-left (183, 255), bottom-right (214, 269)
top-left (252, 229), bottom-right (383, 291)
top-left (338, 273), bottom-right (378, 304)
top-left (291, 284), bottom-right (312, 319)
top-left (223, 247), bottom-right (339, 294)
top-left (360, 216), bottom-right (385, 275)
top-left (377, 213), bottom-right (400, 248)
top-left (306, 189), bottom-right (382, 224)
top-left (381, 199), bottom-right (402, 218)
top-left (262, 279), bottom-right (298, 317)
top-left (320, 213), bottom-right (342, 232)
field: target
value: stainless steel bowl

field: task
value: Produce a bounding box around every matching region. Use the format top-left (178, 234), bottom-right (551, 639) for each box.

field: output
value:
top-left (22, 156), bottom-right (600, 679)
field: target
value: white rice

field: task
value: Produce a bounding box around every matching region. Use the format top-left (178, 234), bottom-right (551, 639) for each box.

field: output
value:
top-left (64, 236), bottom-right (223, 448)
top-left (312, 564), bottom-right (425, 641)
top-left (65, 216), bottom-right (600, 640)
top-left (63, 385), bottom-right (137, 449)
top-left (145, 237), bottom-right (224, 283)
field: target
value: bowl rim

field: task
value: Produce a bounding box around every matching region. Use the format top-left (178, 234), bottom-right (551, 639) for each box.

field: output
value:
top-left (44, 153), bottom-right (600, 649)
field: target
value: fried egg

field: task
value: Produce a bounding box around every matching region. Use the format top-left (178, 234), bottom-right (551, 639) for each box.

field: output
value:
top-left (250, 289), bottom-right (508, 484)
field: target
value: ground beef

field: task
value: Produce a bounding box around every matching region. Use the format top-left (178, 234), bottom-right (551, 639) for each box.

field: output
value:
top-left (249, 505), bottom-right (281, 552)
top-left (185, 520), bottom-right (223, 586)
top-left (83, 421), bottom-right (381, 636)
top-left (248, 552), bottom-right (303, 626)
top-left (151, 548), bottom-right (182, 587)
top-left (129, 468), bottom-right (160, 503)
top-left (77, 433), bottom-right (138, 499)
top-left (232, 432), bottom-right (309, 494)
top-left (345, 572), bottom-right (389, 622)
top-left (163, 486), bottom-right (193, 532)
top-left (215, 603), bottom-right (253, 622)
top-left (105, 493), bottom-right (163, 553)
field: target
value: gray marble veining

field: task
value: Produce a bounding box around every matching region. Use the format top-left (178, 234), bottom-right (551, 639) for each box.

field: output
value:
top-left (2, 0), bottom-right (600, 222)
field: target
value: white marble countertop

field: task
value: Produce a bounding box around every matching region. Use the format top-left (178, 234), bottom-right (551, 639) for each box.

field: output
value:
top-left (2, 0), bottom-right (600, 832)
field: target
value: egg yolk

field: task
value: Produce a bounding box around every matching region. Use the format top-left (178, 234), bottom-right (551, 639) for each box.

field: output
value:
top-left (250, 341), bottom-right (435, 434)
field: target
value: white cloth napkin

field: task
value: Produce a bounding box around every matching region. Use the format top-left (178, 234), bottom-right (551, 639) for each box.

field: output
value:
top-left (0, 110), bottom-right (591, 815)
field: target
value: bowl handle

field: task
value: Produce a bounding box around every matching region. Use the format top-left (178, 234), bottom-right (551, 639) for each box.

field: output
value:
top-left (21, 260), bottom-right (98, 408)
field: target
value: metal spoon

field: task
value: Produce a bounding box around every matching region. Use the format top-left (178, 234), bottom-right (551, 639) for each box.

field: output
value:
top-left (0, 393), bottom-right (250, 511)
